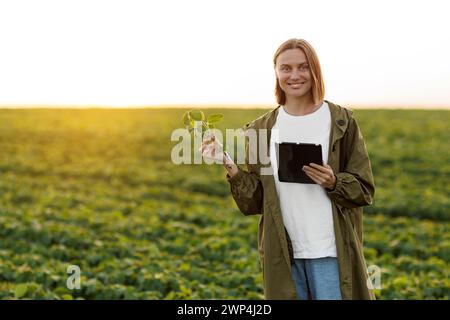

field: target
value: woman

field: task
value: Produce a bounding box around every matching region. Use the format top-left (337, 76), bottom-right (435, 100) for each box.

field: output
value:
top-left (214, 38), bottom-right (375, 300)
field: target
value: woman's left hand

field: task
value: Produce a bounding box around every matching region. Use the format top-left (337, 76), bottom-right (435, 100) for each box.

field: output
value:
top-left (302, 163), bottom-right (336, 190)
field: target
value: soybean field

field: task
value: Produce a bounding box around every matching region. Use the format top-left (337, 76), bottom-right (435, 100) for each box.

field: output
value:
top-left (0, 107), bottom-right (448, 299)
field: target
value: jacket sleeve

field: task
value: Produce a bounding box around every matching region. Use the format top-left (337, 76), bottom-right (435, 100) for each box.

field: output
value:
top-left (326, 116), bottom-right (375, 208)
top-left (225, 124), bottom-right (263, 216)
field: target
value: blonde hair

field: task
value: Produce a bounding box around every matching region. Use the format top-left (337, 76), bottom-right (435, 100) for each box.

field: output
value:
top-left (273, 39), bottom-right (325, 106)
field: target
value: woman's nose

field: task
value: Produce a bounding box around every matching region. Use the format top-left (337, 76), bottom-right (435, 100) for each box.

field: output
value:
top-left (289, 70), bottom-right (301, 80)
top-left (290, 70), bottom-right (301, 79)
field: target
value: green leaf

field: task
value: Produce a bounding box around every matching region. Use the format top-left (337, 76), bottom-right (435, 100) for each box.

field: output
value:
top-left (207, 114), bottom-right (223, 123)
top-left (189, 110), bottom-right (204, 121)
top-left (182, 111), bottom-right (191, 126)
top-left (14, 283), bottom-right (28, 299)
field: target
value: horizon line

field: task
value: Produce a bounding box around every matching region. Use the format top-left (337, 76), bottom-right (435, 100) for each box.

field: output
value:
top-left (0, 103), bottom-right (449, 110)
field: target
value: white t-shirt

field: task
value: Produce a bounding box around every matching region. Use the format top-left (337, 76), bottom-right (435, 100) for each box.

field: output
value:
top-left (269, 101), bottom-right (337, 258)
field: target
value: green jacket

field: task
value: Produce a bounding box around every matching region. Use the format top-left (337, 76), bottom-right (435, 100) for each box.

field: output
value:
top-left (226, 100), bottom-right (376, 300)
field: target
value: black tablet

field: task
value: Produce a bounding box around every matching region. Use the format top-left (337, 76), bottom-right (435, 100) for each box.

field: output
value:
top-left (275, 142), bottom-right (323, 184)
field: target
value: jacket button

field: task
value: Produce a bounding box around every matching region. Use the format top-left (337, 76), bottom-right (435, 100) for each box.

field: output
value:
top-left (337, 119), bottom-right (346, 126)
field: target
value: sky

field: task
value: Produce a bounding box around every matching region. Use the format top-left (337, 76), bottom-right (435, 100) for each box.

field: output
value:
top-left (0, 0), bottom-right (449, 108)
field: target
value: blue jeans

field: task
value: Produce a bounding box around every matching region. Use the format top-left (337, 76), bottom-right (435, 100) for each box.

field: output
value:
top-left (291, 257), bottom-right (342, 300)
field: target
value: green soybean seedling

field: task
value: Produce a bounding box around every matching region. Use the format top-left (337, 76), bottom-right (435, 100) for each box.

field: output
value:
top-left (182, 109), bottom-right (224, 136)
top-left (181, 109), bottom-right (230, 162)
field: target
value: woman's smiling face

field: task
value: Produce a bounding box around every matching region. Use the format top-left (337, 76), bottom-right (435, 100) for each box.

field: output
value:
top-left (275, 48), bottom-right (313, 100)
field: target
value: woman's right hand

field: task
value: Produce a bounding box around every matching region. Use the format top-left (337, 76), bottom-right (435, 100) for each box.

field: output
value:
top-left (200, 132), bottom-right (238, 177)
top-left (200, 132), bottom-right (223, 160)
